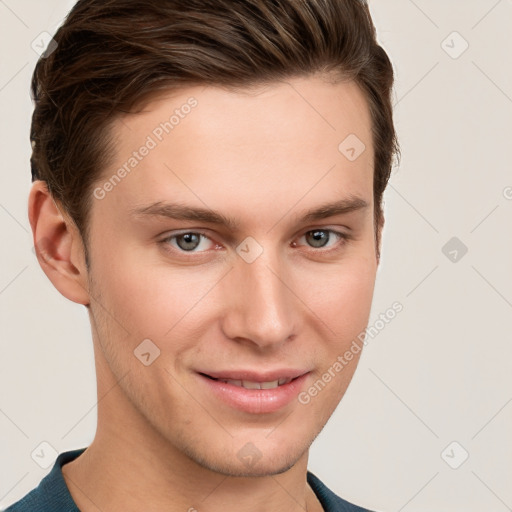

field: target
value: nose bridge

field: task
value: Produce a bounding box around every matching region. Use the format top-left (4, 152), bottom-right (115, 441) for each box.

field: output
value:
top-left (221, 243), bottom-right (297, 348)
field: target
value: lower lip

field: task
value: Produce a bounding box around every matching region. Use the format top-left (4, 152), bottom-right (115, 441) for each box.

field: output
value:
top-left (197, 372), bottom-right (310, 414)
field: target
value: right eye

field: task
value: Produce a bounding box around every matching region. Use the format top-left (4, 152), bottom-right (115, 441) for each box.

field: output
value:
top-left (160, 231), bottom-right (218, 254)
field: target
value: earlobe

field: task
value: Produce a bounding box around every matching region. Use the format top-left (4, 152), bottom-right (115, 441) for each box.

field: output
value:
top-left (28, 180), bottom-right (90, 306)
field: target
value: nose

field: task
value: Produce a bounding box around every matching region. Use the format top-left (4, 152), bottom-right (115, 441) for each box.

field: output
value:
top-left (220, 245), bottom-right (300, 350)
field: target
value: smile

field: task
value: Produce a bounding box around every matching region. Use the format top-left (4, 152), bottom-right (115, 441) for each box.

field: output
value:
top-left (197, 372), bottom-right (310, 414)
top-left (208, 377), bottom-right (293, 389)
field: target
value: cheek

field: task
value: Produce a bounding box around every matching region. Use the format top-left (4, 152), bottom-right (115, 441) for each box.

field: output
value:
top-left (296, 259), bottom-right (375, 417)
top-left (296, 255), bottom-right (377, 332)
top-left (90, 244), bottom-right (222, 339)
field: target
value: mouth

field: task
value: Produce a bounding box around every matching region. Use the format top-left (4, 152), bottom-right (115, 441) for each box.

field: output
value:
top-left (196, 370), bottom-right (311, 414)
top-left (199, 373), bottom-right (296, 389)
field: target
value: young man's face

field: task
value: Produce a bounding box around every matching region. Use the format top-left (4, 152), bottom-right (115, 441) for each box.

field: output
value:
top-left (83, 74), bottom-right (379, 476)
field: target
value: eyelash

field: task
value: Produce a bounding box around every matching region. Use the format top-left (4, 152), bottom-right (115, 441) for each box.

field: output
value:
top-left (159, 228), bottom-right (351, 257)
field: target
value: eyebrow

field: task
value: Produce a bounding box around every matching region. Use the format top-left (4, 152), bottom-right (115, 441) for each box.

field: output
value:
top-left (129, 195), bottom-right (369, 231)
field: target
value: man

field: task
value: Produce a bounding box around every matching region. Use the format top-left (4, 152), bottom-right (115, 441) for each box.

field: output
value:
top-left (7, 0), bottom-right (400, 510)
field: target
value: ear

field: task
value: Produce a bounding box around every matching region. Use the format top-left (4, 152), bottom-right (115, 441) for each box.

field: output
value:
top-left (28, 180), bottom-right (90, 306)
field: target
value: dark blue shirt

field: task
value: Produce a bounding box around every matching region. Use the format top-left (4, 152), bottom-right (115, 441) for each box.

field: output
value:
top-left (5, 448), bottom-right (375, 511)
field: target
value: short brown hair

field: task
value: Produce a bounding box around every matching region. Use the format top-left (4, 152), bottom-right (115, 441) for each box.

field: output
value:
top-left (30, 0), bottom-right (400, 263)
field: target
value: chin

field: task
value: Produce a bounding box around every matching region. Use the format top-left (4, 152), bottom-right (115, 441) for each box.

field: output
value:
top-left (201, 453), bottom-right (302, 478)
top-left (181, 435), bottom-right (311, 478)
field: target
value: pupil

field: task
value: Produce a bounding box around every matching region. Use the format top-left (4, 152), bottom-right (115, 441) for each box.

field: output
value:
top-left (178, 233), bottom-right (200, 251)
top-left (309, 230), bottom-right (328, 248)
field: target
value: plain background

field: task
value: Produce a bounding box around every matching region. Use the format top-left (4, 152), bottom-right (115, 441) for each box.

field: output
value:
top-left (1, 1), bottom-right (511, 511)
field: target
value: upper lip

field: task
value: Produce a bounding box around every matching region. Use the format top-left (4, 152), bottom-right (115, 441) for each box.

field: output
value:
top-left (198, 369), bottom-right (310, 382)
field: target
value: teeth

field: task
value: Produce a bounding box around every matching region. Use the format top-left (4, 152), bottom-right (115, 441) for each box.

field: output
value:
top-left (219, 378), bottom-right (292, 389)
top-left (260, 380), bottom-right (279, 389)
top-left (243, 380), bottom-right (264, 389)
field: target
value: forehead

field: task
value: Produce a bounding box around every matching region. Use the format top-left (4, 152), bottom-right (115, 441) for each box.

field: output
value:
top-left (96, 75), bottom-right (374, 227)
top-left (123, 75), bottom-right (372, 153)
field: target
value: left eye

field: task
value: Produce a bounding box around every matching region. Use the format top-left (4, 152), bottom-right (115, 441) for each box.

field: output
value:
top-left (297, 229), bottom-right (345, 249)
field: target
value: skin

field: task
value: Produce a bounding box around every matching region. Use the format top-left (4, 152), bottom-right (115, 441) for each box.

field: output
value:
top-left (29, 73), bottom-right (382, 512)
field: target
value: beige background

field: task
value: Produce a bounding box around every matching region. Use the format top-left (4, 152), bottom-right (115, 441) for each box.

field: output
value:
top-left (1, 1), bottom-right (511, 511)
